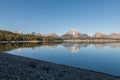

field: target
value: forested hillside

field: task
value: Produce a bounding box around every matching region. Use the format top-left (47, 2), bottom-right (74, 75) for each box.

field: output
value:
top-left (0, 30), bottom-right (42, 41)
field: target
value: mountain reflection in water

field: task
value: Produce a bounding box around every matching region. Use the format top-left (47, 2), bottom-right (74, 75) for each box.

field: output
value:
top-left (62, 43), bottom-right (88, 53)
top-left (0, 42), bottom-right (120, 53)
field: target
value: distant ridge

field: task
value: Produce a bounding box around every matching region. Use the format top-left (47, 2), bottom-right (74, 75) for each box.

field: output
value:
top-left (0, 29), bottom-right (120, 41)
top-left (61, 29), bottom-right (120, 39)
top-left (94, 32), bottom-right (120, 39)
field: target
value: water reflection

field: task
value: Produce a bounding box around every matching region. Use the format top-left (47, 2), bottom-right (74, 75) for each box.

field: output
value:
top-left (93, 43), bottom-right (107, 49)
top-left (108, 43), bottom-right (120, 48)
top-left (32, 46), bottom-right (41, 50)
top-left (15, 48), bottom-right (22, 51)
top-left (0, 42), bottom-right (120, 53)
top-left (1, 42), bottom-right (120, 76)
top-left (0, 43), bottom-right (60, 52)
top-left (93, 43), bottom-right (120, 49)
top-left (62, 43), bottom-right (88, 53)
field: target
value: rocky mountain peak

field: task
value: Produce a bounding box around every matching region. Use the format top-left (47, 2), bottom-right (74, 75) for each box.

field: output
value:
top-left (67, 28), bottom-right (80, 35)
top-left (31, 32), bottom-right (41, 36)
top-left (109, 33), bottom-right (120, 38)
top-left (61, 29), bottom-right (89, 38)
top-left (94, 32), bottom-right (107, 38)
top-left (48, 32), bottom-right (59, 37)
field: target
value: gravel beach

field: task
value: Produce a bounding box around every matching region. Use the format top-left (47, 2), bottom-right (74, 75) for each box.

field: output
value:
top-left (0, 52), bottom-right (120, 80)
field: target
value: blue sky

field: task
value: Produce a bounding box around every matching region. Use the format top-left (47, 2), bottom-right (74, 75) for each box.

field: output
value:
top-left (0, 0), bottom-right (120, 35)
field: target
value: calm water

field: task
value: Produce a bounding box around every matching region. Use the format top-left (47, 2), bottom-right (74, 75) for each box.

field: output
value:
top-left (1, 42), bottom-right (120, 76)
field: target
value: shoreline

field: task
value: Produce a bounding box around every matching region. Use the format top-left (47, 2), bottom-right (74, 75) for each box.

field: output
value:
top-left (0, 41), bottom-right (42, 43)
top-left (0, 52), bottom-right (120, 80)
top-left (63, 38), bottom-right (120, 43)
top-left (0, 39), bottom-right (120, 43)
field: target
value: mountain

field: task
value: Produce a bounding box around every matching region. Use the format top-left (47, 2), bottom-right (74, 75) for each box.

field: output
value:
top-left (42, 32), bottom-right (59, 38)
top-left (94, 32), bottom-right (108, 38)
top-left (82, 34), bottom-right (90, 38)
top-left (14, 30), bottom-right (22, 34)
top-left (61, 29), bottom-right (89, 39)
top-left (61, 29), bottom-right (120, 39)
top-left (108, 33), bottom-right (120, 38)
top-left (31, 32), bottom-right (41, 36)
top-left (48, 32), bottom-right (59, 37)
top-left (94, 32), bottom-right (120, 38)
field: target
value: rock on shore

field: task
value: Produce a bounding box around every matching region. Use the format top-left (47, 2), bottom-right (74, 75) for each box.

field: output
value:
top-left (0, 52), bottom-right (120, 80)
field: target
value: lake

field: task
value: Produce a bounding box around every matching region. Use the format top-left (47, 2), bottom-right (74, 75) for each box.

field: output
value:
top-left (1, 42), bottom-right (120, 76)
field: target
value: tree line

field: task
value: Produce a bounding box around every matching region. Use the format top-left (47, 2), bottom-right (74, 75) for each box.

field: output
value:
top-left (0, 42), bottom-right (61, 52)
top-left (0, 30), bottom-right (42, 41)
top-left (0, 30), bottom-right (63, 42)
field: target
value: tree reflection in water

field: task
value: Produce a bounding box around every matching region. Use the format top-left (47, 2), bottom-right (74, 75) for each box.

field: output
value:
top-left (0, 42), bottom-right (120, 53)
top-left (0, 42), bottom-right (60, 52)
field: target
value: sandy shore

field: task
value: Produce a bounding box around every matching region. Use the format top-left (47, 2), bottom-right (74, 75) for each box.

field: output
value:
top-left (0, 52), bottom-right (120, 80)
